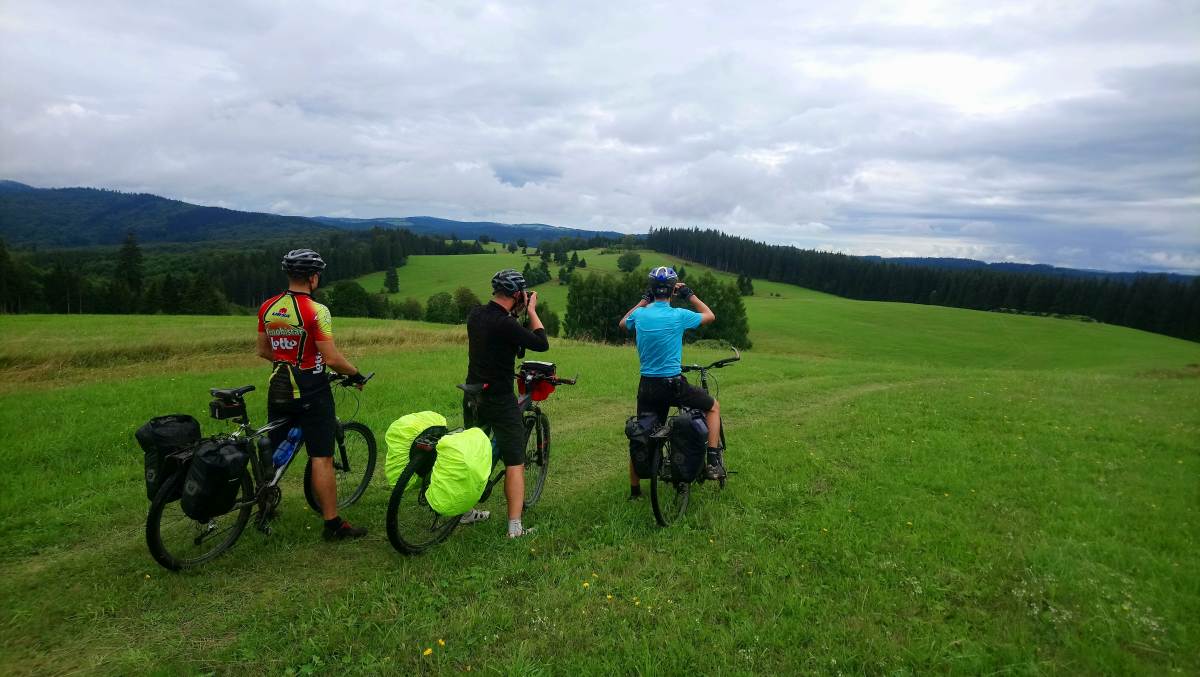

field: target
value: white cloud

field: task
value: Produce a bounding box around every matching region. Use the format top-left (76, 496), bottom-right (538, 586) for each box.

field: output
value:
top-left (0, 0), bottom-right (1197, 272)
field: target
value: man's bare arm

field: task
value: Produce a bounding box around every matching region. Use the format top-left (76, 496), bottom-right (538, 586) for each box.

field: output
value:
top-left (256, 332), bottom-right (273, 361)
top-left (315, 339), bottom-right (358, 375)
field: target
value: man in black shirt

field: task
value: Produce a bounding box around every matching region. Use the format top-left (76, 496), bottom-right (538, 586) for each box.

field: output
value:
top-left (463, 269), bottom-right (549, 538)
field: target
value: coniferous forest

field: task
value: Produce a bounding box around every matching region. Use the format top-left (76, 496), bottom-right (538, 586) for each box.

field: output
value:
top-left (647, 228), bottom-right (1200, 342)
top-left (0, 228), bottom-right (485, 317)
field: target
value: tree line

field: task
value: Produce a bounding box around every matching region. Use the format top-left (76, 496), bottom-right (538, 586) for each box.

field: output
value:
top-left (564, 269), bottom-right (751, 348)
top-left (0, 228), bottom-right (486, 315)
top-left (646, 228), bottom-right (1200, 342)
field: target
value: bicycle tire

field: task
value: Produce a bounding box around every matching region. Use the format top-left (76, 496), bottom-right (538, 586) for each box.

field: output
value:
top-left (522, 411), bottom-right (550, 509)
top-left (145, 468), bottom-right (254, 571)
top-left (303, 421), bottom-right (377, 513)
top-left (718, 421), bottom-right (727, 490)
top-left (385, 462), bottom-right (462, 555)
top-left (650, 441), bottom-right (690, 527)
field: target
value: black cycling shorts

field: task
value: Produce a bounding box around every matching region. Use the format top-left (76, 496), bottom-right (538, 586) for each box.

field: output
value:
top-left (463, 389), bottom-right (527, 467)
top-left (636, 375), bottom-right (715, 422)
top-left (267, 388), bottom-right (337, 458)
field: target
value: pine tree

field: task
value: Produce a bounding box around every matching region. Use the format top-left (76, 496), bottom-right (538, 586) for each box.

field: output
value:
top-left (114, 231), bottom-right (144, 296)
top-left (384, 266), bottom-right (399, 294)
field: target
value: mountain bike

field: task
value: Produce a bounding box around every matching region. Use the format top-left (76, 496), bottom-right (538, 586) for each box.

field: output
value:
top-left (145, 373), bottom-right (376, 570)
top-left (386, 362), bottom-right (576, 554)
top-left (650, 348), bottom-right (739, 527)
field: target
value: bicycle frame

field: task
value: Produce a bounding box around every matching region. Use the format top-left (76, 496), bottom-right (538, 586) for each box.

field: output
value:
top-left (215, 372), bottom-right (375, 515)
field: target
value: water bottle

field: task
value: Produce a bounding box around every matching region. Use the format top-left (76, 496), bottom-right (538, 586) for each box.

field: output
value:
top-left (272, 427), bottom-right (302, 468)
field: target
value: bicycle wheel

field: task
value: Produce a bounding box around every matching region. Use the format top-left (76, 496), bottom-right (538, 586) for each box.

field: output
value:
top-left (522, 411), bottom-right (550, 509)
top-left (718, 421), bottom-right (727, 490)
top-left (385, 462), bottom-right (462, 554)
top-left (650, 441), bottom-right (690, 527)
top-left (146, 469), bottom-right (254, 571)
top-left (303, 421), bottom-right (377, 513)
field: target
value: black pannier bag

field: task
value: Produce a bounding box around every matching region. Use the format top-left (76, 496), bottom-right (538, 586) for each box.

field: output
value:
top-left (135, 414), bottom-right (201, 500)
top-left (668, 408), bottom-right (709, 483)
top-left (625, 412), bottom-right (661, 479)
top-left (181, 438), bottom-right (250, 522)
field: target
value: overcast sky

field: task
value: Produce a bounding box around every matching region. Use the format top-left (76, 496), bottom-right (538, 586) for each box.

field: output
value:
top-left (2, 1), bottom-right (1198, 272)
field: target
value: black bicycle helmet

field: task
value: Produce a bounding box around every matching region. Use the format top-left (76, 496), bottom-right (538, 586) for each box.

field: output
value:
top-left (281, 249), bottom-right (327, 276)
top-left (648, 266), bottom-right (678, 297)
top-left (491, 268), bottom-right (528, 296)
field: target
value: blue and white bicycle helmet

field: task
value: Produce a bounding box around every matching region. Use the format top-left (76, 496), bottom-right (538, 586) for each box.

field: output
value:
top-left (648, 266), bottom-right (678, 297)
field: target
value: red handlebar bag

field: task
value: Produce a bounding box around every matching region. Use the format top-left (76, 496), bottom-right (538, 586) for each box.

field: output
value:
top-left (519, 379), bottom-right (556, 401)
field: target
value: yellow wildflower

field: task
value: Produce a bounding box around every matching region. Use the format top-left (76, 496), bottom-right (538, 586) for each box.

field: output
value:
top-left (438, 639), bottom-right (445, 647)
top-left (423, 648), bottom-right (433, 656)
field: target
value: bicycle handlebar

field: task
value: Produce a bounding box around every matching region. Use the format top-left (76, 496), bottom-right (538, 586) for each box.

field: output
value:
top-left (514, 372), bottom-right (579, 386)
top-left (681, 347), bottom-right (741, 373)
top-left (329, 371), bottom-right (375, 387)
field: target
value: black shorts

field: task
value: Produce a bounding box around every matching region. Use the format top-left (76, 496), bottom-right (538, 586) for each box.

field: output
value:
top-left (463, 389), bottom-right (527, 467)
top-left (266, 388), bottom-right (337, 458)
top-left (636, 375), bottom-right (715, 422)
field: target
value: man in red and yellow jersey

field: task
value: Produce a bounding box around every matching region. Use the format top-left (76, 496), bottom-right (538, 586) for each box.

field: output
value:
top-left (257, 248), bottom-right (368, 541)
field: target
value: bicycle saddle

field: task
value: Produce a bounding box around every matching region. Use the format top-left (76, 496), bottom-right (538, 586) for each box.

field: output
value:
top-left (456, 383), bottom-right (486, 396)
top-left (210, 385), bottom-right (255, 399)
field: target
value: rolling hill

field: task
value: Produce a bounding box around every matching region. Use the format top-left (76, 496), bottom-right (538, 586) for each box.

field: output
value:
top-left (314, 215), bottom-right (625, 246)
top-left (0, 182), bottom-right (328, 246)
top-left (1, 266), bottom-right (1198, 673)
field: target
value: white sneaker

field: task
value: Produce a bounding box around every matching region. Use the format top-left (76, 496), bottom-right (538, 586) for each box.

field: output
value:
top-left (460, 508), bottom-right (491, 525)
top-left (507, 525), bottom-right (536, 539)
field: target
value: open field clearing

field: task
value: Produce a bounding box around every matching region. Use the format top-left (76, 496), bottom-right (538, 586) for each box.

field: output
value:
top-left (354, 248), bottom-right (722, 312)
top-left (1, 278), bottom-right (1198, 674)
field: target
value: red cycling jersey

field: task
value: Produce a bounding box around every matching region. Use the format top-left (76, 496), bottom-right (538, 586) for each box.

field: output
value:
top-left (258, 290), bottom-right (334, 401)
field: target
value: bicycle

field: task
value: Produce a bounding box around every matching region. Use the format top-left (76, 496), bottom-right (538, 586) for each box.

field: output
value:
top-left (145, 372), bottom-right (376, 570)
top-left (650, 348), bottom-right (739, 527)
top-left (386, 361), bottom-right (576, 554)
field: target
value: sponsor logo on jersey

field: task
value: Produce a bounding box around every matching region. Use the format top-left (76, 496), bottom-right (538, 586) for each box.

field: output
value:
top-left (271, 337), bottom-right (299, 350)
top-left (266, 327), bottom-right (305, 337)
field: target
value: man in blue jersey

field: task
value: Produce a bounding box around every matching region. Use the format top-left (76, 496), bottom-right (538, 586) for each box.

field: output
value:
top-left (619, 266), bottom-right (722, 499)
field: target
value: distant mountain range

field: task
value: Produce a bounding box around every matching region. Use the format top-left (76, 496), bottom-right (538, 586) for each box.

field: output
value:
top-left (0, 180), bottom-right (1189, 280)
top-left (0, 180), bottom-right (623, 247)
top-left (313, 215), bottom-right (624, 245)
top-left (861, 256), bottom-right (1194, 283)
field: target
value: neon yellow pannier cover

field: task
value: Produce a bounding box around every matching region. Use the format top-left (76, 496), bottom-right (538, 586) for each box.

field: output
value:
top-left (384, 411), bottom-right (447, 485)
top-left (425, 427), bottom-right (491, 517)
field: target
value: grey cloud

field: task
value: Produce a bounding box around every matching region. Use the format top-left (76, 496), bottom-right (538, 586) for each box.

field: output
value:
top-left (0, 0), bottom-right (1197, 272)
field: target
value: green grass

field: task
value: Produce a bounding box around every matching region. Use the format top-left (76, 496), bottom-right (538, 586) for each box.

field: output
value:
top-left (354, 248), bottom-right (717, 312)
top-left (1, 270), bottom-right (1198, 675)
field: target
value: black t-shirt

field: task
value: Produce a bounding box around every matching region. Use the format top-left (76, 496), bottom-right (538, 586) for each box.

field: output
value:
top-left (466, 301), bottom-right (549, 389)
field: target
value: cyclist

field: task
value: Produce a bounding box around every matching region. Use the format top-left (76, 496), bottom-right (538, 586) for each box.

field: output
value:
top-left (462, 268), bottom-right (549, 538)
top-left (619, 266), bottom-right (723, 499)
top-left (257, 248), bottom-right (368, 541)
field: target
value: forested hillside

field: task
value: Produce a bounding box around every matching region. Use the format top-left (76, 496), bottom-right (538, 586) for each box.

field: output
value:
top-left (0, 229), bottom-right (485, 315)
top-left (647, 228), bottom-right (1200, 342)
top-left (0, 184), bottom-right (325, 246)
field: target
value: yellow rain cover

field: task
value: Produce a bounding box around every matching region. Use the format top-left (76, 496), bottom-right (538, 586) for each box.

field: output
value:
top-left (425, 427), bottom-right (491, 517)
top-left (384, 411), bottom-right (447, 485)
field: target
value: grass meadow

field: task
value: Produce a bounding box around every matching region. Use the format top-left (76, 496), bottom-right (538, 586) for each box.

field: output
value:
top-left (1, 271), bottom-right (1198, 675)
top-left (354, 248), bottom-right (714, 312)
